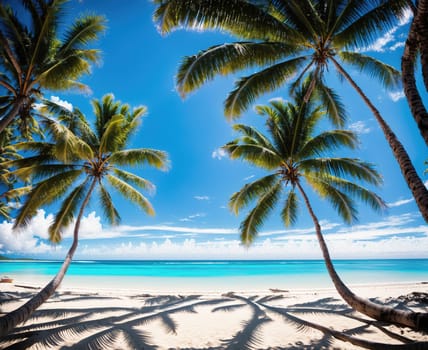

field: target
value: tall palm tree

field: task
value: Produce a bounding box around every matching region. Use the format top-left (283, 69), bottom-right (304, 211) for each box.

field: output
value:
top-left (153, 0), bottom-right (428, 222)
top-left (0, 94), bottom-right (169, 336)
top-left (223, 84), bottom-right (428, 330)
top-left (401, 0), bottom-right (428, 145)
top-left (0, 0), bottom-right (106, 135)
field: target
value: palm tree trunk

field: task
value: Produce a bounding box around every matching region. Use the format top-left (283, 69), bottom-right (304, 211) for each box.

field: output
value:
top-left (331, 57), bottom-right (428, 223)
top-left (0, 97), bottom-right (26, 135)
top-left (401, 15), bottom-right (428, 145)
top-left (415, 0), bottom-right (428, 90)
top-left (0, 179), bottom-right (97, 337)
top-left (296, 181), bottom-right (428, 331)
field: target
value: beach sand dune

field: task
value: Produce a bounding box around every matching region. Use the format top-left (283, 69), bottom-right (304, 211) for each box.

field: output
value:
top-left (1, 282), bottom-right (428, 349)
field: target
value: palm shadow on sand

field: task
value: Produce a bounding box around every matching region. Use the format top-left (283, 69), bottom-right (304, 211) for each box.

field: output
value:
top-left (1, 288), bottom-right (428, 349)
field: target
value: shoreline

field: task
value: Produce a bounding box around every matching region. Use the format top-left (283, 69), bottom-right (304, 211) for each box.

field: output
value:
top-left (1, 280), bottom-right (428, 349)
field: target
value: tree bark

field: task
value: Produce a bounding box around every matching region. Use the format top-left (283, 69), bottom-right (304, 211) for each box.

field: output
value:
top-left (296, 181), bottom-right (428, 331)
top-left (414, 0), bottom-right (428, 91)
top-left (0, 179), bottom-right (97, 337)
top-left (401, 13), bottom-right (428, 145)
top-left (331, 57), bottom-right (428, 223)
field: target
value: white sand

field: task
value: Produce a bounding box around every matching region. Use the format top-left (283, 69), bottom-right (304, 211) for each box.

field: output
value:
top-left (1, 281), bottom-right (428, 349)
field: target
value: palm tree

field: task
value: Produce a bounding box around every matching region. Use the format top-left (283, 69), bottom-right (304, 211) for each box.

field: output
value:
top-left (153, 0), bottom-right (428, 223)
top-left (401, 0), bottom-right (428, 145)
top-left (0, 94), bottom-right (170, 336)
top-left (222, 84), bottom-right (428, 330)
top-left (0, 0), bottom-right (106, 135)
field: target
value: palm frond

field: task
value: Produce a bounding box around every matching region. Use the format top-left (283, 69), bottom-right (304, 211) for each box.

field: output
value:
top-left (107, 175), bottom-right (155, 216)
top-left (224, 56), bottom-right (308, 119)
top-left (229, 174), bottom-right (280, 215)
top-left (13, 169), bottom-right (83, 229)
top-left (223, 143), bottom-right (282, 170)
top-left (177, 41), bottom-right (299, 97)
top-left (154, 0), bottom-right (303, 42)
top-left (113, 168), bottom-right (155, 194)
top-left (338, 51), bottom-right (401, 89)
top-left (281, 189), bottom-right (298, 227)
top-left (314, 83), bottom-right (348, 127)
top-left (240, 182), bottom-right (281, 246)
top-left (49, 180), bottom-right (89, 243)
top-left (300, 158), bottom-right (383, 185)
top-left (99, 183), bottom-right (121, 226)
top-left (109, 149), bottom-right (169, 170)
top-left (305, 175), bottom-right (357, 223)
top-left (299, 130), bottom-right (358, 159)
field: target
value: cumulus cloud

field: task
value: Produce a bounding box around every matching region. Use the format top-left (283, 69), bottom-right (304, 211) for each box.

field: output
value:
top-left (2, 210), bottom-right (427, 259)
top-left (212, 148), bottom-right (227, 160)
top-left (349, 121), bottom-right (371, 135)
top-left (388, 91), bottom-right (405, 102)
top-left (50, 96), bottom-right (73, 111)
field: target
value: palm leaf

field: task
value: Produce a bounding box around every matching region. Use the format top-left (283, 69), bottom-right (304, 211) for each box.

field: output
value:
top-left (109, 149), bottom-right (169, 170)
top-left (298, 130), bottom-right (358, 159)
top-left (113, 168), bottom-right (155, 193)
top-left (240, 182), bottom-right (281, 246)
top-left (154, 0), bottom-right (303, 42)
top-left (99, 183), bottom-right (121, 226)
top-left (49, 180), bottom-right (89, 243)
top-left (229, 174), bottom-right (280, 215)
top-left (314, 83), bottom-right (348, 127)
top-left (338, 51), bottom-right (401, 89)
top-left (177, 41), bottom-right (299, 97)
top-left (281, 189), bottom-right (298, 227)
top-left (299, 158), bottom-right (383, 185)
top-left (13, 169), bottom-right (83, 229)
top-left (224, 143), bottom-right (282, 170)
top-left (224, 56), bottom-right (308, 118)
top-left (107, 175), bottom-right (155, 216)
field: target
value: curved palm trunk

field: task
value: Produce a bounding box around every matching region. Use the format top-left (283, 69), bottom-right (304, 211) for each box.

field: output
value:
top-left (415, 0), bottom-right (428, 90)
top-left (296, 182), bottom-right (428, 331)
top-left (401, 16), bottom-right (428, 145)
top-left (0, 179), bottom-right (97, 337)
top-left (331, 58), bottom-right (428, 223)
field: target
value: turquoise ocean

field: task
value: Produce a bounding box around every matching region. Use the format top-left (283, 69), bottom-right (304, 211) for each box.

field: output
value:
top-left (1, 259), bottom-right (427, 292)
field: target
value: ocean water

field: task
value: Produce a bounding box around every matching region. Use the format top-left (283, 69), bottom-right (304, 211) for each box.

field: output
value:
top-left (1, 259), bottom-right (427, 292)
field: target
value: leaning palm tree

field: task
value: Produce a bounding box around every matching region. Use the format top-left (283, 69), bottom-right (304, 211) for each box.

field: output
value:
top-left (0, 94), bottom-right (169, 336)
top-left (222, 84), bottom-right (428, 330)
top-left (401, 0), bottom-right (428, 145)
top-left (0, 0), bottom-right (106, 135)
top-left (153, 0), bottom-right (428, 222)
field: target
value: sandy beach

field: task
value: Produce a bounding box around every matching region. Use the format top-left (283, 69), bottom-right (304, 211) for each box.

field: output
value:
top-left (1, 280), bottom-right (428, 349)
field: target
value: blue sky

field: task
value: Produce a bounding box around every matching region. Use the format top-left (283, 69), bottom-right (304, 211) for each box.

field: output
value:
top-left (0, 0), bottom-right (427, 260)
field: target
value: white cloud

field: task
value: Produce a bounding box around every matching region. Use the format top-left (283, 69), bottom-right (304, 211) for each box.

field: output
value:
top-left (244, 175), bottom-right (255, 181)
top-left (388, 198), bottom-right (414, 208)
top-left (212, 148), bottom-right (227, 160)
top-left (50, 96), bottom-right (73, 111)
top-left (358, 10), bottom-right (412, 53)
top-left (2, 211), bottom-right (427, 259)
top-left (349, 121), bottom-right (371, 135)
top-left (179, 213), bottom-right (206, 222)
top-left (388, 91), bottom-right (405, 102)
top-left (194, 195), bottom-right (210, 201)
top-left (390, 41), bottom-right (405, 51)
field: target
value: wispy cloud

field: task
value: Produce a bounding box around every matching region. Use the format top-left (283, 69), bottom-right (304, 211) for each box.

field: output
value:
top-left (179, 213), bottom-right (206, 222)
top-left (194, 195), bottom-right (210, 201)
top-left (212, 148), bottom-right (227, 160)
top-left (349, 121), bottom-right (371, 135)
top-left (358, 9), bottom-right (412, 53)
top-left (244, 175), bottom-right (255, 181)
top-left (388, 91), bottom-right (405, 102)
top-left (388, 198), bottom-right (414, 208)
